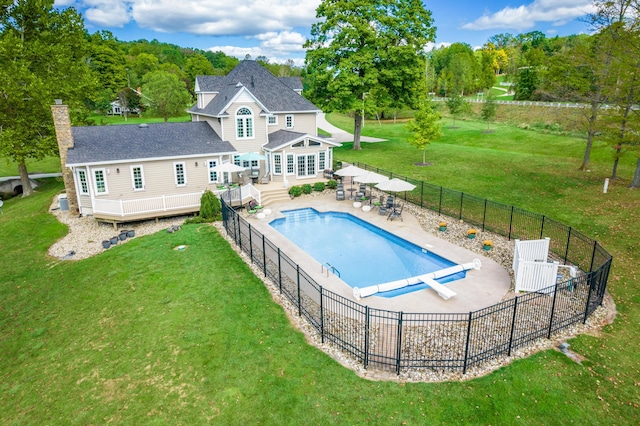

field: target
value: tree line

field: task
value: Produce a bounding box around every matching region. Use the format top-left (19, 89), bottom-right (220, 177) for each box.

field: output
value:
top-left (0, 1), bottom-right (300, 196)
top-left (304, 0), bottom-right (639, 188)
top-left (1, 0), bottom-right (638, 196)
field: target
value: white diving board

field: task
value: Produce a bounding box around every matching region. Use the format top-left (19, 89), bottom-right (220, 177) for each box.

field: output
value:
top-left (421, 277), bottom-right (457, 300)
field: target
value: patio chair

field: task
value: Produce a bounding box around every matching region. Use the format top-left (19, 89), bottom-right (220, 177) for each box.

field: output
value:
top-left (247, 200), bottom-right (259, 214)
top-left (387, 204), bottom-right (404, 221)
top-left (378, 201), bottom-right (389, 215)
top-left (386, 196), bottom-right (395, 208)
top-left (355, 183), bottom-right (367, 198)
top-left (336, 189), bottom-right (346, 201)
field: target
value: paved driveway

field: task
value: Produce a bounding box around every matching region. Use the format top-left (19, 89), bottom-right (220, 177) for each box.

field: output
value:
top-left (318, 113), bottom-right (386, 143)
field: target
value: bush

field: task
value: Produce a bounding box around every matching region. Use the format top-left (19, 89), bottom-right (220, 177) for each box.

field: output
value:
top-left (326, 179), bottom-right (338, 189)
top-left (199, 189), bottom-right (221, 221)
top-left (313, 182), bottom-right (326, 192)
top-left (288, 186), bottom-right (302, 197)
top-left (300, 184), bottom-right (311, 194)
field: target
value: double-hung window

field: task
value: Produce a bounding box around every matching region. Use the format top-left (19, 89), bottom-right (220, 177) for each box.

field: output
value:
top-left (77, 169), bottom-right (89, 195)
top-left (285, 114), bottom-right (294, 129)
top-left (273, 154), bottom-right (282, 174)
top-left (174, 162), bottom-right (186, 186)
top-left (236, 107), bottom-right (254, 139)
top-left (131, 165), bottom-right (144, 191)
top-left (208, 160), bottom-right (218, 183)
top-left (286, 154), bottom-right (295, 175)
top-left (93, 168), bottom-right (108, 194)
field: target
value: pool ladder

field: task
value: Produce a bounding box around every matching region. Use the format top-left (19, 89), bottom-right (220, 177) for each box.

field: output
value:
top-left (321, 262), bottom-right (341, 278)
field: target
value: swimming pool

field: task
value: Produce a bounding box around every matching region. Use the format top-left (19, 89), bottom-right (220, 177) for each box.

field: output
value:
top-left (269, 208), bottom-right (464, 297)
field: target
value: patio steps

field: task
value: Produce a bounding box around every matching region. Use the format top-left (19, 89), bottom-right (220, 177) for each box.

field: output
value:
top-left (259, 187), bottom-right (291, 205)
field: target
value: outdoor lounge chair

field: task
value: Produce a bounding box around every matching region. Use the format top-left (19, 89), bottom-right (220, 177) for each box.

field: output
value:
top-left (356, 183), bottom-right (367, 198)
top-left (387, 204), bottom-right (404, 221)
top-left (336, 189), bottom-right (346, 201)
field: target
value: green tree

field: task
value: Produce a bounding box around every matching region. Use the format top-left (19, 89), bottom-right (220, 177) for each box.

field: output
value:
top-left (445, 94), bottom-right (468, 128)
top-left (0, 0), bottom-right (94, 196)
top-left (406, 99), bottom-right (442, 165)
top-left (304, 0), bottom-right (436, 150)
top-left (185, 54), bottom-right (214, 84)
top-left (141, 71), bottom-right (191, 122)
top-left (514, 67), bottom-right (539, 100)
top-left (480, 96), bottom-right (497, 132)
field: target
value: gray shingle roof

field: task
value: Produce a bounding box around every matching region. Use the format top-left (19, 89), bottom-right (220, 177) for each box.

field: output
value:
top-left (189, 61), bottom-right (319, 117)
top-left (264, 130), bottom-right (341, 150)
top-left (196, 76), bottom-right (224, 92)
top-left (264, 129), bottom-right (307, 150)
top-left (67, 122), bottom-right (236, 166)
top-left (279, 77), bottom-right (303, 92)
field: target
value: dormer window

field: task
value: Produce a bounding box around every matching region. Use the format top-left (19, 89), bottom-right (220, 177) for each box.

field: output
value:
top-left (236, 107), bottom-right (254, 139)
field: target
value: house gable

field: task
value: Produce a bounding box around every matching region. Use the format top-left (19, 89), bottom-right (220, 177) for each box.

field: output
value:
top-left (264, 129), bottom-right (341, 151)
top-left (189, 61), bottom-right (320, 118)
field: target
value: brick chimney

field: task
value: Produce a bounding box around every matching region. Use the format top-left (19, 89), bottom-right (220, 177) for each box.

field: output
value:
top-left (51, 100), bottom-right (79, 215)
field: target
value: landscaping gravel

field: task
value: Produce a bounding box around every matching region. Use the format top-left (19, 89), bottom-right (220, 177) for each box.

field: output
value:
top-left (47, 194), bottom-right (186, 261)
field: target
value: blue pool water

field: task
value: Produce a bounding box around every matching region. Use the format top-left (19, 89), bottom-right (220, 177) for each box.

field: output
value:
top-left (269, 208), bottom-right (464, 297)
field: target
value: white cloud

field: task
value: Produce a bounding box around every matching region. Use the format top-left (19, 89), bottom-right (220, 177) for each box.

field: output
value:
top-left (461, 0), bottom-right (596, 32)
top-left (83, 0), bottom-right (130, 27)
top-left (208, 30), bottom-right (307, 65)
top-left (128, 0), bottom-right (320, 36)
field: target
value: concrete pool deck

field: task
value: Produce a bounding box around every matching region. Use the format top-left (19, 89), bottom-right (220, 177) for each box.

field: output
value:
top-left (242, 192), bottom-right (512, 314)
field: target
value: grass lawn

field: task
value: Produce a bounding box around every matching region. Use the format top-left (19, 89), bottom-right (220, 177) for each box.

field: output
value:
top-left (1, 114), bottom-right (639, 424)
top-left (0, 157), bottom-right (61, 177)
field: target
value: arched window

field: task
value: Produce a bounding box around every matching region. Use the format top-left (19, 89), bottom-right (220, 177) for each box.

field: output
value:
top-left (236, 107), bottom-right (254, 139)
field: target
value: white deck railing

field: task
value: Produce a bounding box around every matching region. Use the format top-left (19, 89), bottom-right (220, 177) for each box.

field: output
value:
top-left (92, 185), bottom-right (257, 218)
top-left (93, 191), bottom-right (204, 217)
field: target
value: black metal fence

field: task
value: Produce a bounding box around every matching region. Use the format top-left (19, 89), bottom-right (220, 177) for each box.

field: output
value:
top-left (221, 166), bottom-right (612, 374)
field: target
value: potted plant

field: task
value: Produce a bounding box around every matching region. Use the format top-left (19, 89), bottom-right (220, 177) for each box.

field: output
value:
top-left (101, 240), bottom-right (111, 249)
top-left (439, 221), bottom-right (447, 232)
top-left (109, 236), bottom-right (119, 245)
top-left (467, 229), bottom-right (477, 239)
top-left (483, 239), bottom-right (493, 251)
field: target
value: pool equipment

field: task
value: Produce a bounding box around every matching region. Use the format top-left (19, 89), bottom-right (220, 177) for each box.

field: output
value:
top-left (353, 259), bottom-right (481, 300)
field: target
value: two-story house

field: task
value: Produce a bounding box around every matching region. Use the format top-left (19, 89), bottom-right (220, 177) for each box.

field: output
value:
top-left (52, 60), bottom-right (340, 225)
top-left (189, 60), bottom-right (339, 186)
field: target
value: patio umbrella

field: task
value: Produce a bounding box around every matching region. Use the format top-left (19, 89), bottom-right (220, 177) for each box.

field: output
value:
top-left (353, 171), bottom-right (389, 184)
top-left (237, 152), bottom-right (267, 177)
top-left (333, 164), bottom-right (367, 178)
top-left (375, 178), bottom-right (416, 192)
top-left (334, 165), bottom-right (367, 195)
top-left (210, 162), bottom-right (245, 183)
top-left (210, 162), bottom-right (245, 173)
top-left (375, 178), bottom-right (416, 206)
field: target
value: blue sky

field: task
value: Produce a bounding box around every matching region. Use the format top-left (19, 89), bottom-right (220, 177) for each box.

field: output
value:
top-left (54, 0), bottom-right (596, 64)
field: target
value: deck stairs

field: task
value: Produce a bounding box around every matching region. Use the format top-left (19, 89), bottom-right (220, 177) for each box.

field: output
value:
top-left (258, 187), bottom-right (291, 206)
